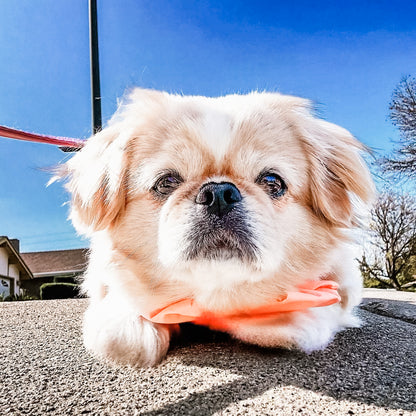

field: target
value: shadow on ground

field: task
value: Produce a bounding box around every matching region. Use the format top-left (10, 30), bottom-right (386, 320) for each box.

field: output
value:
top-left (141, 310), bottom-right (416, 415)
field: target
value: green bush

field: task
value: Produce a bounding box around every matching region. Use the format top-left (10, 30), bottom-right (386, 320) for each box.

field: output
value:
top-left (40, 283), bottom-right (79, 300)
top-left (3, 293), bottom-right (36, 301)
top-left (363, 278), bottom-right (389, 289)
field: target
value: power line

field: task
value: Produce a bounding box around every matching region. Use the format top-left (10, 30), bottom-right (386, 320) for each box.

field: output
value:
top-left (22, 237), bottom-right (87, 246)
top-left (15, 231), bottom-right (77, 240)
top-left (21, 242), bottom-right (89, 252)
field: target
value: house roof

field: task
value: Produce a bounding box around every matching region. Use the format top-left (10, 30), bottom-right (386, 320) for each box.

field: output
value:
top-left (0, 236), bottom-right (33, 280)
top-left (21, 248), bottom-right (89, 277)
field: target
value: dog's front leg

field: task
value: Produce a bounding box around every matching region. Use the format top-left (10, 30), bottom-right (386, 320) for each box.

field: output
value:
top-left (82, 295), bottom-right (172, 367)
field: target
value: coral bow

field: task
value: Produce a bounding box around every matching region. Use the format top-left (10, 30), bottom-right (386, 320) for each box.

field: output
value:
top-left (144, 280), bottom-right (341, 331)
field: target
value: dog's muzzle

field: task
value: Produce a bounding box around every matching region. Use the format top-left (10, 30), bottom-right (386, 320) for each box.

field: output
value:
top-left (184, 182), bottom-right (258, 262)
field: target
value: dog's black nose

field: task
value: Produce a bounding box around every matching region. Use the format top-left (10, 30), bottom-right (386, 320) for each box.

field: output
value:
top-left (195, 182), bottom-right (242, 217)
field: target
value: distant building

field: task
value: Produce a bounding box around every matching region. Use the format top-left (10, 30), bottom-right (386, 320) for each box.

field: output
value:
top-left (21, 248), bottom-right (88, 298)
top-left (0, 237), bottom-right (33, 297)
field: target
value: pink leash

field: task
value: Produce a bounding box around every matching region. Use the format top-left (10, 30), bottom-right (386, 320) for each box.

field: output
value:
top-left (0, 125), bottom-right (86, 150)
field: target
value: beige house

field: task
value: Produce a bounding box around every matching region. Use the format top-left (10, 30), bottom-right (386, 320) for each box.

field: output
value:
top-left (0, 237), bottom-right (33, 297)
top-left (21, 248), bottom-right (88, 298)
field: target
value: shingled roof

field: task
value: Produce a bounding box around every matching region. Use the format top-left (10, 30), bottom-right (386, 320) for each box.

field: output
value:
top-left (21, 248), bottom-right (89, 277)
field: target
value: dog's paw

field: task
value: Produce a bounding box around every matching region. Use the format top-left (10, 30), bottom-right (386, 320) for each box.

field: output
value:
top-left (83, 300), bottom-right (172, 367)
top-left (229, 304), bottom-right (352, 353)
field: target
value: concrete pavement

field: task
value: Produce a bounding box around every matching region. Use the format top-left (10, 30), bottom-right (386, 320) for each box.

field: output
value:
top-left (0, 289), bottom-right (415, 415)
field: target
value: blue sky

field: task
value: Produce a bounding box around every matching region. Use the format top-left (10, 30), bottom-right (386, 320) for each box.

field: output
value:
top-left (0, 0), bottom-right (415, 252)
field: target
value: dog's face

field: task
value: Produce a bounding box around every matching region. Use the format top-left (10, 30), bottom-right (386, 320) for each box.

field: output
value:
top-left (65, 89), bottom-right (373, 296)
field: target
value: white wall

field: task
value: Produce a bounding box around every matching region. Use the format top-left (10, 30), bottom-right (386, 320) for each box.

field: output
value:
top-left (9, 264), bottom-right (20, 295)
top-left (0, 248), bottom-right (8, 276)
top-left (0, 247), bottom-right (22, 296)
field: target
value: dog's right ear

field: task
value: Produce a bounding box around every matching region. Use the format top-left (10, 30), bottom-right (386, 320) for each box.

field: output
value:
top-left (60, 124), bottom-right (130, 235)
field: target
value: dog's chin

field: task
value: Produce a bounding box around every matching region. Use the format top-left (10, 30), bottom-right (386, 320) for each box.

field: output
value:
top-left (166, 239), bottom-right (272, 290)
top-left (196, 246), bottom-right (245, 262)
top-left (183, 213), bottom-right (259, 264)
top-left (184, 237), bottom-right (258, 263)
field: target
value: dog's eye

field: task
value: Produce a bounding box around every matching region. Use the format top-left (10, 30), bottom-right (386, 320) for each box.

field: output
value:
top-left (256, 172), bottom-right (287, 198)
top-left (153, 172), bottom-right (183, 197)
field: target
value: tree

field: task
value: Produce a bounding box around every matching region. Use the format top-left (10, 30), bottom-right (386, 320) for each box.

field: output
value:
top-left (359, 193), bottom-right (416, 290)
top-left (381, 76), bottom-right (416, 179)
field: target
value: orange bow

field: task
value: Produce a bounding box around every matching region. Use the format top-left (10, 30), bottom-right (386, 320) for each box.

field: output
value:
top-left (144, 280), bottom-right (341, 331)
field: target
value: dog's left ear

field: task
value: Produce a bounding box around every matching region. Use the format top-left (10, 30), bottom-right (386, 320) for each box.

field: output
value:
top-left (294, 108), bottom-right (375, 227)
top-left (58, 88), bottom-right (168, 235)
top-left (62, 124), bottom-right (130, 235)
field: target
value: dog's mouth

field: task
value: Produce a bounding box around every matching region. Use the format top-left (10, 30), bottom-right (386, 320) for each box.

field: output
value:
top-left (184, 208), bottom-right (258, 262)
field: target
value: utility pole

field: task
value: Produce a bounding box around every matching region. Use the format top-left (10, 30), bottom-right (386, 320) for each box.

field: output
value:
top-left (89, 0), bottom-right (102, 134)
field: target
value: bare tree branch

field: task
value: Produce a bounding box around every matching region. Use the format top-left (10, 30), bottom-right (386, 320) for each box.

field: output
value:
top-left (360, 193), bottom-right (416, 290)
top-left (380, 76), bottom-right (416, 180)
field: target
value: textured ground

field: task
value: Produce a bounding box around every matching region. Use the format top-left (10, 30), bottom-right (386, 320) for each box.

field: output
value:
top-left (1, 289), bottom-right (415, 415)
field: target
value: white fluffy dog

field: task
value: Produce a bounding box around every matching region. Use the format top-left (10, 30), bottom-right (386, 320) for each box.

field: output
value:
top-left (62, 89), bottom-right (374, 367)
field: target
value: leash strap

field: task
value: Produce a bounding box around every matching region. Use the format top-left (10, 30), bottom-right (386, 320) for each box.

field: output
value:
top-left (0, 125), bottom-right (85, 151)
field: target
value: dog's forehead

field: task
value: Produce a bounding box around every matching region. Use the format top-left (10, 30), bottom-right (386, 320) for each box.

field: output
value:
top-left (197, 106), bottom-right (232, 161)
top-left (186, 94), bottom-right (293, 157)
